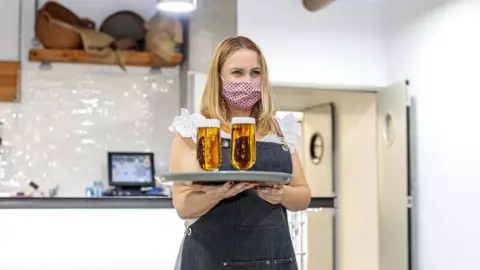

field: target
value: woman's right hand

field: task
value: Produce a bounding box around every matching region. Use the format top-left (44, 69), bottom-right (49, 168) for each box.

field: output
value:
top-left (189, 181), bottom-right (257, 202)
top-left (170, 135), bottom-right (257, 219)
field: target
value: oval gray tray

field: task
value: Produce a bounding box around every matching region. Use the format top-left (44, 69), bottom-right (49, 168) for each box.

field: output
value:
top-left (159, 171), bottom-right (292, 185)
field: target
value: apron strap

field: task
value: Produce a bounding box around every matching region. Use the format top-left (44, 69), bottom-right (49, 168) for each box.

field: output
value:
top-left (273, 118), bottom-right (290, 152)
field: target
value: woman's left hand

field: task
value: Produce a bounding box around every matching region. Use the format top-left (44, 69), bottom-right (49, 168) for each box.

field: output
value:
top-left (255, 185), bottom-right (285, 205)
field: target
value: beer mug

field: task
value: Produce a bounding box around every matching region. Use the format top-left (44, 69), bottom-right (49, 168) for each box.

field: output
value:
top-left (231, 117), bottom-right (256, 170)
top-left (196, 119), bottom-right (222, 171)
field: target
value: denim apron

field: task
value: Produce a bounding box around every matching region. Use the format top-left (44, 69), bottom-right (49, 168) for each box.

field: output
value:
top-left (179, 135), bottom-right (298, 270)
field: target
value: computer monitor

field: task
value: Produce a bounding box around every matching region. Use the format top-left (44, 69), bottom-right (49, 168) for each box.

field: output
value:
top-left (107, 152), bottom-right (155, 189)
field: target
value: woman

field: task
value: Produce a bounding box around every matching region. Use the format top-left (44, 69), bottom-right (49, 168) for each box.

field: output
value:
top-left (169, 36), bottom-right (311, 270)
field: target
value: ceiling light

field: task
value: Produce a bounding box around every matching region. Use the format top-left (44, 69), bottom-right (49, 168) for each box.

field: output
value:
top-left (157, 0), bottom-right (196, 13)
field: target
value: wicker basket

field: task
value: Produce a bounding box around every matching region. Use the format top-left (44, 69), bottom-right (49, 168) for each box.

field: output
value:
top-left (35, 1), bottom-right (95, 49)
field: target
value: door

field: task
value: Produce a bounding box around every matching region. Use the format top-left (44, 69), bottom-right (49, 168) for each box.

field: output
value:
top-left (302, 103), bottom-right (335, 270)
top-left (302, 103), bottom-right (335, 197)
top-left (377, 81), bottom-right (410, 270)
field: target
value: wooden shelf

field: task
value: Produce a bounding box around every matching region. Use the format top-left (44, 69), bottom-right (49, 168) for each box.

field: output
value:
top-left (29, 49), bottom-right (183, 67)
top-left (0, 61), bottom-right (20, 102)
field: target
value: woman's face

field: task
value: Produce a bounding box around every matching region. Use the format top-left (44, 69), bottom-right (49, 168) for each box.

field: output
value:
top-left (220, 49), bottom-right (262, 82)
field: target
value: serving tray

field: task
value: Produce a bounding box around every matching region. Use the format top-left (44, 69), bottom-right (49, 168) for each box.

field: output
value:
top-left (159, 171), bottom-right (292, 185)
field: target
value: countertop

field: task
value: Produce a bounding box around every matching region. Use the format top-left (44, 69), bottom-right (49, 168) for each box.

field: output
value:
top-left (0, 197), bottom-right (335, 209)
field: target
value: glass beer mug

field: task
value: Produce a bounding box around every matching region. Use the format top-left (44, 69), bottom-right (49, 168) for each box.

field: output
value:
top-left (231, 117), bottom-right (256, 170)
top-left (196, 119), bottom-right (222, 171)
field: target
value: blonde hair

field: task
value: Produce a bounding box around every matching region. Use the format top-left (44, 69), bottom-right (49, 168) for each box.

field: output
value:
top-left (200, 36), bottom-right (276, 136)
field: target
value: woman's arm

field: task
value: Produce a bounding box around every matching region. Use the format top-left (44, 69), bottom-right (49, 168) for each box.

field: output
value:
top-left (170, 134), bottom-right (254, 219)
top-left (281, 151), bottom-right (311, 211)
top-left (255, 152), bottom-right (311, 211)
top-left (170, 134), bottom-right (219, 219)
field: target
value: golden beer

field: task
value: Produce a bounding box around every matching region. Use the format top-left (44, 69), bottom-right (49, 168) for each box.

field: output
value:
top-left (196, 119), bottom-right (222, 171)
top-left (231, 117), bottom-right (256, 170)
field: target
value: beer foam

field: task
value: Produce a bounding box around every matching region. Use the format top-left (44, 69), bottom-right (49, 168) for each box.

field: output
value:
top-left (195, 119), bottom-right (221, 128)
top-left (232, 117), bottom-right (256, 125)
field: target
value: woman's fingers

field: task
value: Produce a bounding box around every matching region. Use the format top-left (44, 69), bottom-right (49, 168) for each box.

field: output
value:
top-left (190, 181), bottom-right (257, 200)
top-left (256, 185), bottom-right (284, 196)
top-left (190, 183), bottom-right (212, 192)
top-left (255, 185), bottom-right (285, 205)
top-left (225, 182), bottom-right (256, 197)
top-left (218, 181), bottom-right (235, 195)
top-left (191, 181), bottom-right (232, 192)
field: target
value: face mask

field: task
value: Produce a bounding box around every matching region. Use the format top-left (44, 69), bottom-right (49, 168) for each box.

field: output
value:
top-left (221, 77), bottom-right (263, 111)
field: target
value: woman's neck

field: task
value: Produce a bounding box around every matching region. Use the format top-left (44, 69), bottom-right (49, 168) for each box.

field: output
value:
top-left (227, 108), bottom-right (252, 121)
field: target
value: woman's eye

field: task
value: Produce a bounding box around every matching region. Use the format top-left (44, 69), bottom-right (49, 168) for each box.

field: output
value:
top-left (252, 70), bottom-right (261, 76)
top-left (232, 70), bottom-right (241, 75)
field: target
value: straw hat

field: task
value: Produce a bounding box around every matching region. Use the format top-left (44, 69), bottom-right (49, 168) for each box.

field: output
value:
top-left (51, 19), bottom-right (127, 71)
top-left (145, 12), bottom-right (183, 62)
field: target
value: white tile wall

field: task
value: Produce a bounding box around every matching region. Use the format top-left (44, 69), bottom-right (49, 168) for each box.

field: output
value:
top-left (0, 63), bottom-right (180, 196)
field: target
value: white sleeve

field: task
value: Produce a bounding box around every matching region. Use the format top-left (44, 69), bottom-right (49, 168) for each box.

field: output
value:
top-left (168, 108), bottom-right (205, 144)
top-left (276, 114), bottom-right (302, 154)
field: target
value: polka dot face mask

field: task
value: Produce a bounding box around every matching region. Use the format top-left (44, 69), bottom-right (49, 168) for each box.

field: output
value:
top-left (221, 78), bottom-right (263, 111)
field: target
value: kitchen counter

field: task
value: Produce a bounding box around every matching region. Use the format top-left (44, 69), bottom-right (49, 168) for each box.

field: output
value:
top-left (0, 197), bottom-right (335, 209)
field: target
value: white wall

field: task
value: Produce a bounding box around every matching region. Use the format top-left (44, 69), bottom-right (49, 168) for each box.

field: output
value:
top-left (187, 0), bottom-right (237, 74)
top-left (237, 0), bottom-right (387, 88)
top-left (188, 71), bottom-right (207, 113)
top-left (386, 0), bottom-right (480, 269)
top-left (0, 0), bottom-right (20, 60)
top-left (0, 209), bottom-right (185, 270)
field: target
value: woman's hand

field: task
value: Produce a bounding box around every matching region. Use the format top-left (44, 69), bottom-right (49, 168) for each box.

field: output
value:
top-left (190, 181), bottom-right (257, 202)
top-left (255, 185), bottom-right (285, 205)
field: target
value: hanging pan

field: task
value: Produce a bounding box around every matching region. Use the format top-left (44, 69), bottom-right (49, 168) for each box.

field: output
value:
top-left (100, 11), bottom-right (146, 51)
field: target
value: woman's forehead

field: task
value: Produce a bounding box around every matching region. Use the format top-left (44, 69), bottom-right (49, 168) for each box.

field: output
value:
top-left (223, 49), bottom-right (260, 69)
